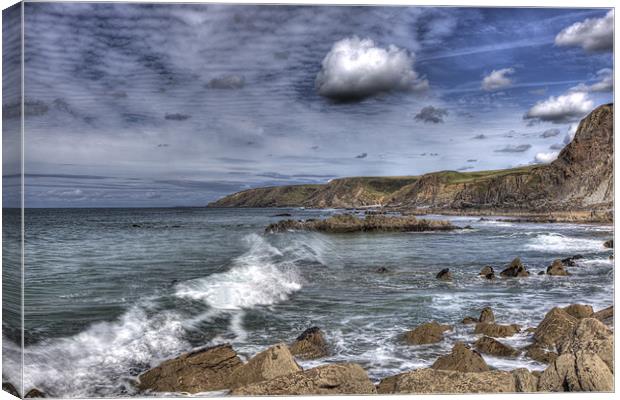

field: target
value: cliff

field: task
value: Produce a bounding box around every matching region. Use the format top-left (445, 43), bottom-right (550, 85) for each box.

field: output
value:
top-left (209, 104), bottom-right (613, 213)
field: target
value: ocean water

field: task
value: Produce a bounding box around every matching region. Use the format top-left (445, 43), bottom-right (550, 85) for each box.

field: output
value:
top-left (1, 207), bottom-right (614, 397)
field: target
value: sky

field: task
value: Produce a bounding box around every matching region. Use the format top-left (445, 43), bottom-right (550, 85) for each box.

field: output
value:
top-left (2, 4), bottom-right (614, 207)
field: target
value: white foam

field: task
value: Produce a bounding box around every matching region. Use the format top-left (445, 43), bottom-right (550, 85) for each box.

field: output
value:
top-left (524, 233), bottom-right (608, 253)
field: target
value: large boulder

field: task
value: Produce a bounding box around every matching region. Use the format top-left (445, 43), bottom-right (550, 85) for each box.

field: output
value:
top-left (403, 321), bottom-right (452, 345)
top-left (533, 307), bottom-right (577, 349)
top-left (479, 307), bottom-right (495, 323)
top-left (431, 342), bottom-right (489, 373)
top-left (227, 344), bottom-right (301, 389)
top-left (289, 327), bottom-right (328, 359)
top-left (603, 239), bottom-right (613, 248)
top-left (538, 351), bottom-right (613, 392)
top-left (377, 368), bottom-right (537, 394)
top-left (593, 305), bottom-right (613, 325)
top-left (475, 336), bottom-right (520, 357)
top-left (512, 368), bottom-right (539, 392)
top-left (525, 344), bottom-right (558, 364)
top-left (436, 268), bottom-right (452, 281)
top-left (474, 323), bottom-right (521, 338)
top-left (137, 343), bottom-right (242, 393)
top-left (563, 304), bottom-right (593, 319)
top-left (230, 363), bottom-right (376, 395)
top-left (546, 260), bottom-right (570, 276)
top-left (557, 318), bottom-right (613, 372)
top-left (479, 266), bottom-right (494, 276)
top-left (500, 257), bottom-right (529, 277)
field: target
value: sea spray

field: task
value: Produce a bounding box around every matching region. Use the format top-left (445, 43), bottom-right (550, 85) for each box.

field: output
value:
top-left (524, 233), bottom-right (608, 253)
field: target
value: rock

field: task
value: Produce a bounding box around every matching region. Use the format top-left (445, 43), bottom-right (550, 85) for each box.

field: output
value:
top-left (403, 321), bottom-right (452, 345)
top-left (3, 382), bottom-right (19, 397)
top-left (289, 327), bottom-right (328, 360)
top-left (561, 254), bottom-right (584, 266)
top-left (525, 344), bottom-right (558, 364)
top-left (475, 336), bottom-right (520, 357)
top-left (137, 343), bottom-right (242, 393)
top-left (603, 239), bottom-right (613, 248)
top-left (546, 260), bottom-right (570, 276)
top-left (593, 305), bottom-right (613, 325)
top-left (462, 316), bottom-right (478, 324)
top-left (557, 318), bottom-right (613, 372)
top-left (479, 307), bottom-right (495, 323)
top-left (376, 266), bottom-right (389, 273)
top-left (533, 307), bottom-right (577, 349)
top-left (377, 368), bottom-right (524, 394)
top-left (432, 342), bottom-right (489, 373)
top-left (538, 351), bottom-right (613, 392)
top-left (609, 254), bottom-right (613, 260)
top-left (230, 363), bottom-right (376, 395)
top-left (271, 213), bottom-right (292, 217)
top-left (227, 344), bottom-right (301, 389)
top-left (512, 368), bottom-right (538, 392)
top-left (500, 257), bottom-right (529, 277)
top-left (25, 389), bottom-right (45, 398)
top-left (479, 266), bottom-right (494, 276)
top-left (436, 268), bottom-right (452, 281)
top-left (474, 323), bottom-right (521, 338)
top-left (563, 304), bottom-right (593, 319)
top-left (538, 271), bottom-right (545, 275)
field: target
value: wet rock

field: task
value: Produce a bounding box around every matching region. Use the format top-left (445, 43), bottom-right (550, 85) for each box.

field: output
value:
top-left (137, 343), bottom-right (242, 393)
top-left (603, 239), bottom-right (613, 248)
top-left (132, 223), bottom-right (141, 228)
top-left (3, 383), bottom-right (19, 397)
top-left (227, 344), bottom-right (301, 389)
top-left (500, 257), bottom-right (530, 277)
top-left (376, 266), bottom-right (389, 273)
top-left (377, 368), bottom-right (523, 394)
top-left (462, 316), bottom-right (478, 324)
top-left (537, 271), bottom-right (545, 275)
top-left (561, 254), bottom-right (584, 266)
top-left (593, 305), bottom-right (613, 325)
top-left (537, 351), bottom-right (613, 392)
top-left (231, 363), bottom-right (376, 395)
top-left (557, 318), bottom-right (613, 372)
top-left (479, 266), bottom-right (494, 276)
top-left (403, 321), bottom-right (452, 345)
top-left (431, 342), bottom-right (489, 373)
top-left (289, 327), bottom-right (329, 360)
top-left (25, 389), bottom-right (45, 398)
top-left (436, 268), bottom-right (452, 281)
top-left (525, 344), bottom-right (558, 364)
top-left (512, 368), bottom-right (539, 392)
top-left (563, 304), bottom-right (593, 319)
top-left (479, 307), bottom-right (495, 323)
top-left (475, 336), bottom-right (520, 357)
top-left (474, 322), bottom-right (521, 338)
top-left (546, 260), bottom-right (570, 276)
top-left (271, 213), bottom-right (292, 217)
top-left (533, 307), bottom-right (577, 349)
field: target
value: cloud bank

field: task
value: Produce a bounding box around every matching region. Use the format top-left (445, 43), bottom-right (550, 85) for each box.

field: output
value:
top-left (555, 10), bottom-right (613, 52)
top-left (481, 68), bottom-right (515, 91)
top-left (414, 106), bottom-right (448, 123)
top-left (570, 68), bottom-right (613, 93)
top-left (523, 92), bottom-right (593, 124)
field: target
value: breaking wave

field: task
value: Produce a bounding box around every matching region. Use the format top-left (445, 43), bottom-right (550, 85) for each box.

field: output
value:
top-left (524, 233), bottom-right (608, 253)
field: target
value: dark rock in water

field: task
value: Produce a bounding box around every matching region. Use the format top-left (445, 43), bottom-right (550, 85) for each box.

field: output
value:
top-left (290, 327), bottom-right (329, 359)
top-left (475, 336), bottom-right (520, 357)
top-left (562, 304), bottom-right (593, 319)
top-left (546, 260), bottom-right (570, 276)
top-left (603, 239), bottom-right (613, 248)
top-left (137, 343), bottom-right (242, 393)
top-left (479, 307), bottom-right (495, 323)
top-left (25, 389), bottom-right (45, 398)
top-left (227, 344), bottom-right (301, 389)
top-left (431, 342), bottom-right (489, 373)
top-left (561, 254), bottom-right (584, 266)
top-left (376, 266), bottom-right (389, 274)
top-left (479, 266), bottom-right (494, 276)
top-left (132, 223), bottom-right (141, 228)
top-left (3, 382), bottom-right (19, 397)
top-left (500, 257), bottom-right (529, 277)
top-left (525, 344), bottom-right (558, 364)
top-left (231, 363), bottom-right (376, 395)
top-left (463, 225), bottom-right (473, 229)
top-left (436, 268), bottom-right (452, 281)
top-left (609, 254), bottom-right (614, 260)
top-left (271, 213), bottom-right (292, 217)
top-left (538, 271), bottom-right (545, 275)
top-left (484, 272), bottom-right (495, 280)
top-left (403, 321), bottom-right (452, 345)
top-left (462, 316), bottom-right (478, 324)
top-left (474, 323), bottom-right (521, 338)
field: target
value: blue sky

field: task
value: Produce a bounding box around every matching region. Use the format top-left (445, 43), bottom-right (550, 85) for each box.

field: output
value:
top-left (3, 4), bottom-right (614, 207)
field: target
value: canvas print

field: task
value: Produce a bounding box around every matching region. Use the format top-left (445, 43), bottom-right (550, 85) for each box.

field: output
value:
top-left (1, 2), bottom-right (615, 398)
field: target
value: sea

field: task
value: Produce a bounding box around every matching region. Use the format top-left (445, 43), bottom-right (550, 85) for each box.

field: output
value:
top-left (1, 207), bottom-right (614, 397)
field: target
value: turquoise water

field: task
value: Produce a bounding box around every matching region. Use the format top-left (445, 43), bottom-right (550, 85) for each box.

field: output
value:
top-left (2, 208), bottom-right (614, 397)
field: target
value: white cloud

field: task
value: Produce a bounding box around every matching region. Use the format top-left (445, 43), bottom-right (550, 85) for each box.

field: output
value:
top-left (534, 151), bottom-right (559, 164)
top-left (315, 36), bottom-right (427, 101)
top-left (481, 68), bottom-right (515, 91)
top-left (569, 68), bottom-right (613, 93)
top-left (555, 10), bottom-right (613, 52)
top-left (523, 92), bottom-right (593, 124)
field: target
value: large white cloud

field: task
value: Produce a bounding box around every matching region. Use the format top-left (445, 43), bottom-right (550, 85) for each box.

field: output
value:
top-left (523, 92), bottom-right (593, 124)
top-left (534, 151), bottom-right (560, 164)
top-left (481, 68), bottom-right (515, 91)
top-left (555, 10), bottom-right (613, 52)
top-left (569, 68), bottom-right (613, 93)
top-left (315, 36), bottom-right (427, 101)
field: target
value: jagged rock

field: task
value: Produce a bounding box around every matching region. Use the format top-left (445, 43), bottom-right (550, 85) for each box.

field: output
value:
top-left (377, 368), bottom-right (526, 394)
top-left (537, 271), bottom-right (545, 275)
top-left (603, 239), bottom-right (613, 248)
top-left (561, 255), bottom-right (584, 266)
top-left (557, 318), bottom-right (613, 372)
top-left (563, 304), bottom-right (593, 319)
top-left (512, 368), bottom-right (538, 392)
top-left (500, 258), bottom-right (529, 277)
top-left (436, 268), bottom-right (452, 281)
top-left (475, 336), bottom-right (520, 357)
top-left (403, 321), bottom-right (452, 345)
top-left (474, 323), bottom-right (521, 338)
top-left (3, 383), bottom-right (19, 397)
top-left (431, 342), bottom-right (489, 373)
top-left (25, 389), bottom-right (45, 398)
top-left (479, 266), bottom-right (494, 276)
top-left (546, 260), bottom-right (570, 276)
top-left (479, 307), bottom-right (495, 323)
top-left (538, 351), bottom-right (613, 392)
top-left (533, 307), bottom-right (577, 349)
top-left (525, 344), bottom-right (558, 364)
top-left (376, 266), bottom-right (389, 273)
top-left (137, 343), bottom-right (242, 393)
top-left (230, 363), bottom-right (376, 395)
top-left (227, 344), bottom-right (301, 389)
top-left (593, 305), bottom-right (613, 325)
top-left (462, 316), bottom-right (478, 324)
top-left (289, 327), bottom-right (328, 360)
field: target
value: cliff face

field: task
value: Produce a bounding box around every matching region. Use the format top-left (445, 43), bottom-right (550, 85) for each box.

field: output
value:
top-left (209, 104), bottom-right (613, 212)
